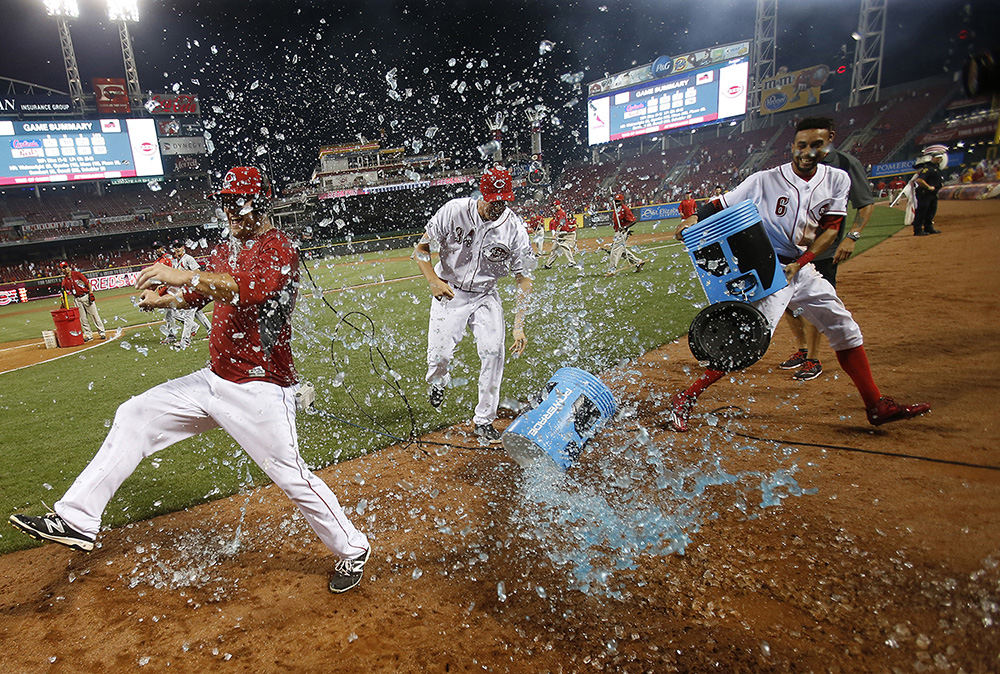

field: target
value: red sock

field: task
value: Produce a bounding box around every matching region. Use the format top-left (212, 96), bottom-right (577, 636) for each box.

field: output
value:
top-left (682, 368), bottom-right (726, 400)
top-left (835, 345), bottom-right (881, 407)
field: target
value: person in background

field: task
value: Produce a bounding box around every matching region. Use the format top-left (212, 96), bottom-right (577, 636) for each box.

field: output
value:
top-left (59, 261), bottom-right (106, 341)
top-left (606, 194), bottom-right (645, 276)
top-left (544, 200), bottom-right (579, 269)
top-left (171, 241), bottom-right (213, 350)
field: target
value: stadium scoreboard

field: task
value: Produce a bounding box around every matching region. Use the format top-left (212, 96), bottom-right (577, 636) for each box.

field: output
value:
top-left (587, 41), bottom-right (750, 145)
top-left (0, 118), bottom-right (164, 186)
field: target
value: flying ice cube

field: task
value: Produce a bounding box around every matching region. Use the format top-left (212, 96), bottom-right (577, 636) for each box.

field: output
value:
top-left (144, 99), bottom-right (161, 113)
top-left (457, 81), bottom-right (467, 94)
top-left (425, 126), bottom-right (438, 138)
top-left (147, 180), bottom-right (162, 192)
top-left (448, 58), bottom-right (457, 67)
top-left (385, 68), bottom-right (398, 90)
top-left (539, 40), bottom-right (555, 55)
top-left (255, 145), bottom-right (267, 156)
top-left (250, 80), bottom-right (260, 90)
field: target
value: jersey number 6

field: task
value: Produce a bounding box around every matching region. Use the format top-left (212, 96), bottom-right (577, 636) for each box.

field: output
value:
top-left (775, 196), bottom-right (789, 217)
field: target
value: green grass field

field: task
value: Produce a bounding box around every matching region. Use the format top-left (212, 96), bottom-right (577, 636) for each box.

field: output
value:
top-left (0, 208), bottom-right (905, 554)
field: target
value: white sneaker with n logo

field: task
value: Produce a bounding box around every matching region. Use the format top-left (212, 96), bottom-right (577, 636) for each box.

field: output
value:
top-left (8, 513), bottom-right (95, 551)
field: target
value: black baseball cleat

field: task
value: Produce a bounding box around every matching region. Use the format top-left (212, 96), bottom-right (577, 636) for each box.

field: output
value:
top-left (429, 384), bottom-right (445, 409)
top-left (793, 359), bottom-right (823, 381)
top-left (9, 513), bottom-right (95, 551)
top-left (780, 348), bottom-right (809, 369)
top-left (328, 546), bottom-right (371, 594)
top-left (474, 423), bottom-right (503, 445)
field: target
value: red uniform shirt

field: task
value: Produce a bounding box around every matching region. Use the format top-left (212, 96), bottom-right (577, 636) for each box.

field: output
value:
top-left (679, 198), bottom-right (697, 219)
top-left (525, 214), bottom-right (544, 234)
top-left (184, 228), bottom-right (299, 387)
top-left (60, 270), bottom-right (91, 297)
top-left (549, 207), bottom-right (575, 232)
top-left (612, 203), bottom-right (637, 232)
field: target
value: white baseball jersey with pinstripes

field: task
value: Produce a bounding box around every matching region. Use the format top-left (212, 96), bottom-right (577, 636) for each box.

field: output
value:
top-left (719, 162), bottom-right (850, 259)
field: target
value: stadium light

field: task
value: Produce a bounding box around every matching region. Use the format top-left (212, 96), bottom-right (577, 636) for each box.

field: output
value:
top-left (42, 0), bottom-right (79, 18)
top-left (107, 0), bottom-right (139, 22)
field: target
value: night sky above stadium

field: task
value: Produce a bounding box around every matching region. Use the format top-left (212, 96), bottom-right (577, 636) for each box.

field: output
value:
top-left (2, 0), bottom-right (995, 186)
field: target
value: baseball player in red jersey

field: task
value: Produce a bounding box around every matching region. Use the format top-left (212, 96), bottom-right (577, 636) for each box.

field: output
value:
top-left (544, 200), bottom-right (579, 268)
top-left (525, 210), bottom-right (546, 255)
top-left (413, 165), bottom-right (535, 444)
top-left (678, 192), bottom-right (698, 226)
top-left (10, 166), bottom-right (371, 594)
top-left (606, 193), bottom-right (646, 276)
top-left (668, 119), bottom-right (930, 431)
top-left (59, 261), bottom-right (106, 340)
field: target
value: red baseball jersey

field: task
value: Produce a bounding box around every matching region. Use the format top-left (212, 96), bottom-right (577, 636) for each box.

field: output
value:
top-left (612, 203), bottom-right (637, 232)
top-left (184, 228), bottom-right (299, 387)
top-left (679, 198), bottom-right (697, 219)
top-left (61, 270), bottom-right (91, 297)
top-left (525, 214), bottom-right (544, 234)
top-left (549, 208), bottom-right (575, 232)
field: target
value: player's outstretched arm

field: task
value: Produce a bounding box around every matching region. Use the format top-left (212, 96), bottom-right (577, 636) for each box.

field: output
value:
top-left (136, 263), bottom-right (239, 304)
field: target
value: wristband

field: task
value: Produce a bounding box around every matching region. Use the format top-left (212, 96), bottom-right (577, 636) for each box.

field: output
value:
top-left (794, 251), bottom-right (815, 266)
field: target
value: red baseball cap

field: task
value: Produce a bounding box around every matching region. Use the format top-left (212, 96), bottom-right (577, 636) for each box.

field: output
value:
top-left (480, 166), bottom-right (514, 202)
top-left (553, 199), bottom-right (561, 206)
top-left (213, 166), bottom-right (268, 197)
top-left (614, 193), bottom-right (624, 200)
top-left (59, 261), bottom-right (69, 268)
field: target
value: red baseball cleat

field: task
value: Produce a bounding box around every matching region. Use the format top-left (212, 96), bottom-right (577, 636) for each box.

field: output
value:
top-left (866, 396), bottom-right (931, 426)
top-left (666, 392), bottom-right (694, 432)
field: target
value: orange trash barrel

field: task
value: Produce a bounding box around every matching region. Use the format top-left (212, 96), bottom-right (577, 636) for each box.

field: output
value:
top-left (51, 307), bottom-right (85, 347)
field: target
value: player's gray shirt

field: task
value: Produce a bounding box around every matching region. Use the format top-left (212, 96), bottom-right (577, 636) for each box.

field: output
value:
top-left (817, 147), bottom-right (876, 260)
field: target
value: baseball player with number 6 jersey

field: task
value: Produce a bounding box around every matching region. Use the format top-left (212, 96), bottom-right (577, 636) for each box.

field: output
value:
top-left (669, 118), bottom-right (930, 431)
top-left (413, 166), bottom-right (535, 445)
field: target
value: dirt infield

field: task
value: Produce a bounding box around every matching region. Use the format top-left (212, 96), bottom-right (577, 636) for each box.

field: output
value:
top-left (1, 201), bottom-right (998, 671)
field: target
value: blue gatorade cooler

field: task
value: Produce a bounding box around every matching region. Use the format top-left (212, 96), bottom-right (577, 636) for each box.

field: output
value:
top-left (681, 200), bottom-right (786, 304)
top-left (502, 367), bottom-right (617, 471)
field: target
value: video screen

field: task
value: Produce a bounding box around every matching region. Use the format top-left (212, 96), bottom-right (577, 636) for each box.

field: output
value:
top-left (0, 118), bottom-right (163, 186)
top-left (588, 57), bottom-right (749, 145)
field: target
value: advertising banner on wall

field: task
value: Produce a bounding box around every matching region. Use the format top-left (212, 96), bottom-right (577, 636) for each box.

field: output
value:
top-left (759, 65), bottom-right (830, 115)
top-left (0, 94), bottom-right (74, 118)
top-left (93, 78), bottom-right (131, 114)
top-left (158, 136), bottom-right (208, 155)
top-left (147, 93), bottom-right (200, 116)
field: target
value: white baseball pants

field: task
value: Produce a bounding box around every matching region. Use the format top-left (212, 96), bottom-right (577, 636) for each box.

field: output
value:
top-left (178, 307), bottom-right (212, 348)
top-left (426, 288), bottom-right (505, 426)
top-left (754, 263), bottom-right (864, 351)
top-left (54, 368), bottom-right (369, 559)
top-left (546, 231), bottom-right (577, 266)
top-left (608, 229), bottom-right (641, 270)
top-left (533, 230), bottom-right (545, 255)
top-left (74, 295), bottom-right (105, 338)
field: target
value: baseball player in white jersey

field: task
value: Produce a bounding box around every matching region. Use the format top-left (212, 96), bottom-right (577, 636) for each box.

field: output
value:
top-left (413, 165), bottom-right (535, 444)
top-left (10, 166), bottom-right (371, 594)
top-left (668, 118), bottom-right (930, 431)
top-left (171, 241), bottom-right (213, 349)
